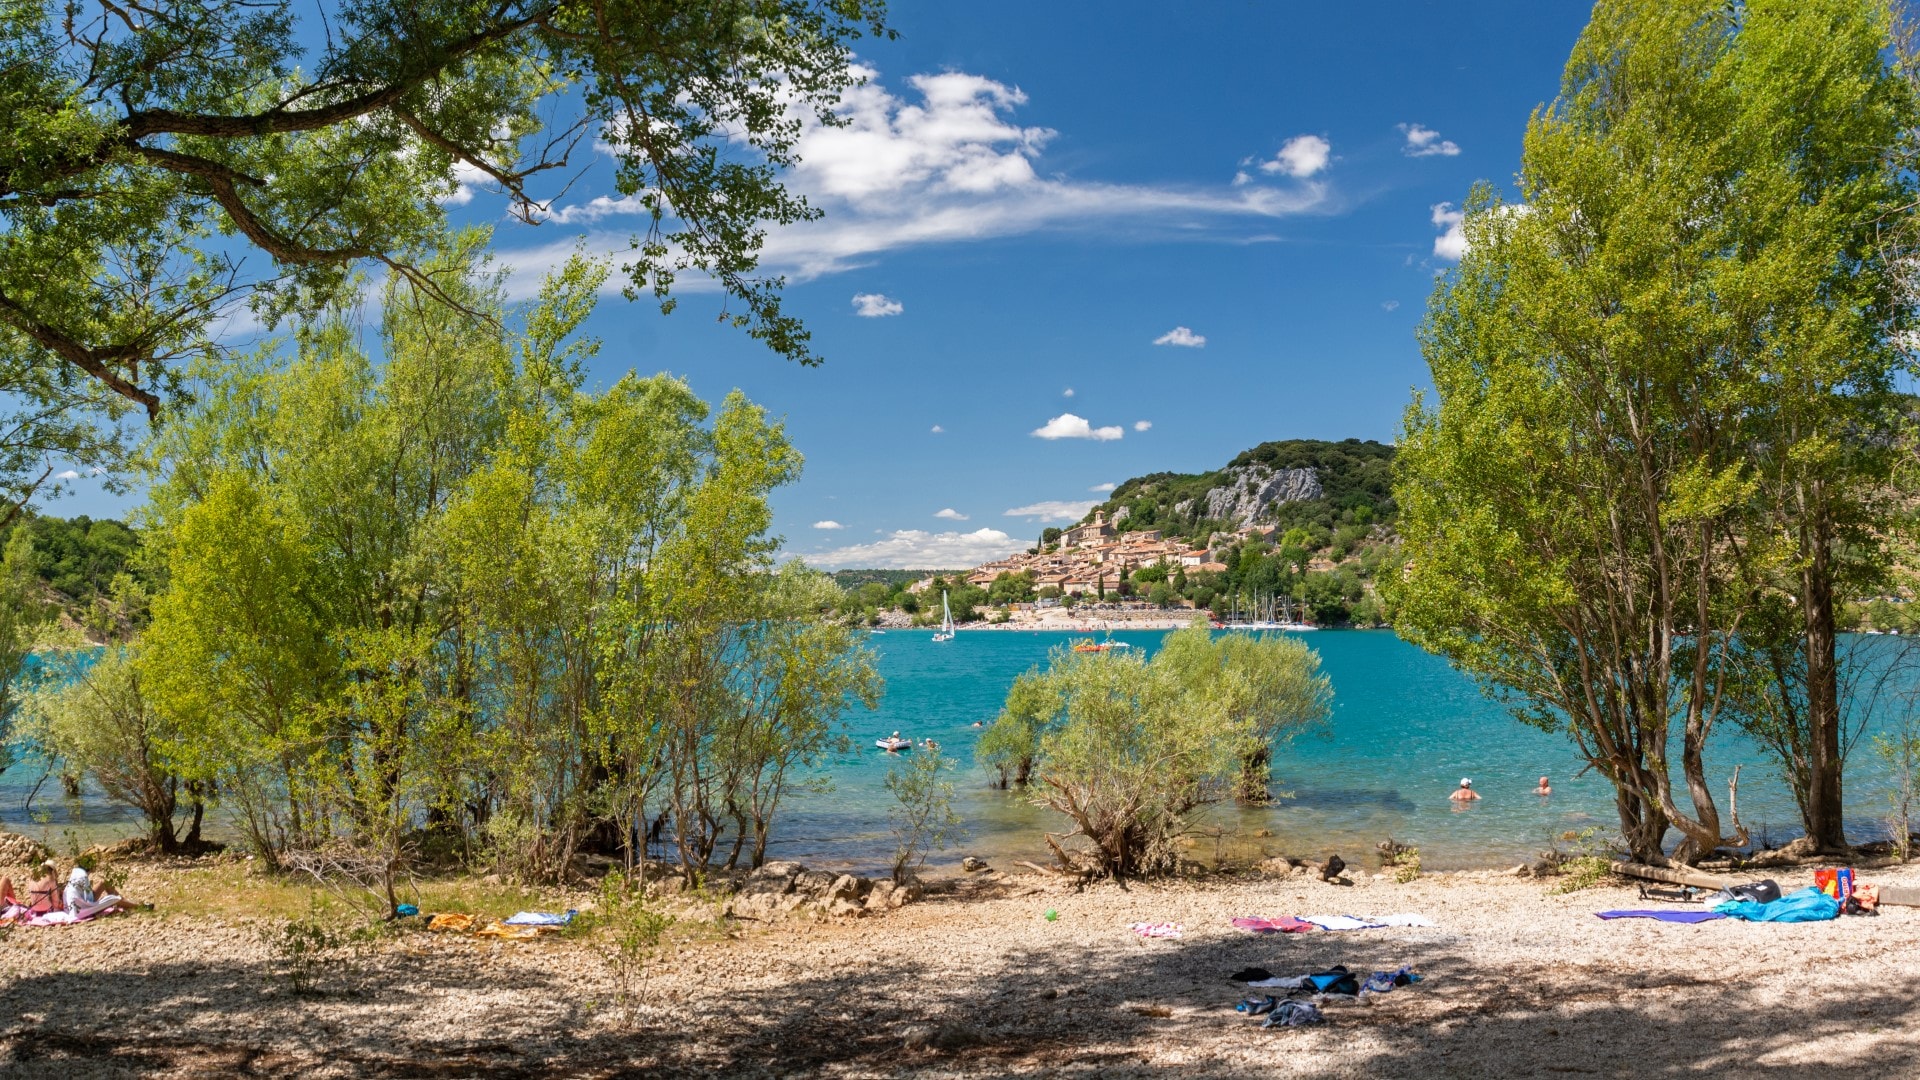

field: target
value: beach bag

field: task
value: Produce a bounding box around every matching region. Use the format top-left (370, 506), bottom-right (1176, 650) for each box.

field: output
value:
top-left (1704, 879), bottom-right (1782, 906)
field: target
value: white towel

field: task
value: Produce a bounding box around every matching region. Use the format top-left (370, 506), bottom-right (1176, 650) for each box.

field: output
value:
top-left (1300, 915), bottom-right (1384, 931)
top-left (1363, 913), bottom-right (1437, 928)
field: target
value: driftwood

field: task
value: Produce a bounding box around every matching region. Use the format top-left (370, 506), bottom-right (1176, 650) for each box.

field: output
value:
top-left (1016, 860), bottom-right (1061, 877)
top-left (1609, 861), bottom-right (1730, 890)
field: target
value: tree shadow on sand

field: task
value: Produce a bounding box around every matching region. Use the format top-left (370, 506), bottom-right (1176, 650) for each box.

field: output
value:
top-left (3, 908), bottom-right (1917, 1078)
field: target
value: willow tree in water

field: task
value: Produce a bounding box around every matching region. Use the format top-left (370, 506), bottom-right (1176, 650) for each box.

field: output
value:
top-left (1394, 0), bottom-right (1919, 864)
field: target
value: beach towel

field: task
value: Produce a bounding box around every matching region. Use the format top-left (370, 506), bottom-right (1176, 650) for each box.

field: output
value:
top-left (427, 913), bottom-right (477, 933)
top-left (503, 910), bottom-right (576, 926)
top-left (1363, 913), bottom-right (1437, 928)
top-left (1299, 915), bottom-right (1383, 931)
top-left (1595, 910), bottom-right (1727, 924)
top-left (20, 910), bottom-right (90, 927)
top-left (1712, 886), bottom-right (1840, 923)
top-left (1232, 915), bottom-right (1314, 934)
top-left (475, 920), bottom-right (543, 941)
top-left (1129, 921), bottom-right (1183, 939)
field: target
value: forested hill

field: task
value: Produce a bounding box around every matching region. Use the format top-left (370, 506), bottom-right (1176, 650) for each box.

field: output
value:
top-left (1079, 438), bottom-right (1396, 541)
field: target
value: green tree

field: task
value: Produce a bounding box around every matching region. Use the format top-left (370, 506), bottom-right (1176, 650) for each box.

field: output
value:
top-left (21, 646), bottom-right (206, 852)
top-left (1392, 0), bottom-right (1918, 863)
top-left (0, 0), bottom-right (889, 513)
top-left (885, 745), bottom-right (964, 884)
top-left (983, 622), bottom-right (1331, 878)
top-left (1154, 620), bottom-right (1332, 800)
top-left (0, 528), bottom-right (51, 775)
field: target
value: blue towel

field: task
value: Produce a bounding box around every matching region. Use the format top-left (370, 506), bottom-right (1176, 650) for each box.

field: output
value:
top-left (1710, 886), bottom-right (1839, 923)
top-left (503, 909), bottom-right (576, 926)
top-left (1594, 910), bottom-right (1726, 924)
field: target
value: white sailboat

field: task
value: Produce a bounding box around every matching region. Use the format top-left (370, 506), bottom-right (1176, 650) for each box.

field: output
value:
top-left (932, 590), bottom-right (955, 642)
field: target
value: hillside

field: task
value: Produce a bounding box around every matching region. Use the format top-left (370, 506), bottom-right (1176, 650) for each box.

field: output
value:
top-left (1077, 438), bottom-right (1396, 542)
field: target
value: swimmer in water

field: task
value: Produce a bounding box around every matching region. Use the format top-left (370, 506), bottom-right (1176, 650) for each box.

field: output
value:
top-left (1449, 778), bottom-right (1480, 802)
top-left (1534, 775), bottom-right (1552, 796)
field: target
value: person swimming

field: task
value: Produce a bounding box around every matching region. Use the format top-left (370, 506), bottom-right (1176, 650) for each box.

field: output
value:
top-left (1449, 778), bottom-right (1480, 802)
top-left (1534, 775), bottom-right (1552, 796)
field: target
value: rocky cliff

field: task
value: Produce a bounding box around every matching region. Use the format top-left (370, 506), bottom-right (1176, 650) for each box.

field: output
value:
top-left (1198, 464), bottom-right (1323, 527)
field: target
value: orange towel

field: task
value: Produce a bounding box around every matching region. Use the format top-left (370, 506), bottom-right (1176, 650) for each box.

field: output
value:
top-left (427, 912), bottom-right (477, 933)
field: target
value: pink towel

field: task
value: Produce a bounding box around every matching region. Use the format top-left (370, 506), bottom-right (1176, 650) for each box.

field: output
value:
top-left (1232, 915), bottom-right (1315, 934)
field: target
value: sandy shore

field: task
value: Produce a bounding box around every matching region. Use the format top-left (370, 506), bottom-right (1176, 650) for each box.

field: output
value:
top-left (3, 857), bottom-right (1918, 1078)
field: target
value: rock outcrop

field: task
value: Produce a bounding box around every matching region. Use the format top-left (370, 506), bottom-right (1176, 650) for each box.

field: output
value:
top-left (1201, 465), bottom-right (1322, 527)
top-left (722, 861), bottom-right (914, 921)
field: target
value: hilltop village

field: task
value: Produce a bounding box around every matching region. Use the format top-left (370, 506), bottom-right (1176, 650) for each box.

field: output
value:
top-left (957, 511), bottom-right (1229, 597)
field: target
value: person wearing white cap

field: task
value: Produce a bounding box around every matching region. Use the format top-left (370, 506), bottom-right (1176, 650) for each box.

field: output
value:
top-left (63, 867), bottom-right (135, 918)
top-left (1449, 777), bottom-right (1480, 802)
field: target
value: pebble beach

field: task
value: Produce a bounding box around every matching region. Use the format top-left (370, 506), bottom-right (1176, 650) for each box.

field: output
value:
top-left (3, 855), bottom-right (1917, 1077)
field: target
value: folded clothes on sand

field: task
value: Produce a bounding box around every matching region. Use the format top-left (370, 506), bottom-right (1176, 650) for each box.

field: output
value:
top-left (1595, 910), bottom-right (1727, 924)
top-left (1262, 1000), bottom-right (1324, 1027)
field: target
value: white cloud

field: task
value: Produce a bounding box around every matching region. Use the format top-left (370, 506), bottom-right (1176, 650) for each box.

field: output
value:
top-left (529, 193), bottom-right (656, 224)
top-left (1153, 326), bottom-right (1206, 348)
top-left (1089, 482), bottom-right (1117, 493)
top-left (489, 65), bottom-right (1336, 297)
top-left (1133, 420), bottom-right (1152, 432)
top-left (55, 469), bottom-right (80, 481)
top-left (934, 508), bottom-right (969, 521)
top-left (1400, 123), bottom-right (1461, 158)
top-left (1260, 135), bottom-right (1332, 179)
top-left (1004, 500), bottom-right (1099, 522)
top-left (1062, 387), bottom-right (1074, 398)
top-left (813, 520), bottom-right (846, 530)
top-left (852, 292), bottom-right (904, 317)
top-left (437, 160), bottom-right (489, 206)
top-left (930, 424), bottom-right (945, 434)
top-left (1032, 413), bottom-right (1124, 441)
top-left (1432, 202), bottom-right (1467, 262)
top-left (802, 527), bottom-right (1027, 570)
top-left (1381, 299), bottom-right (1401, 312)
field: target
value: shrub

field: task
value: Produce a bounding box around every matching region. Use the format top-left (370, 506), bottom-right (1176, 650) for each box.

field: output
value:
top-left (885, 745), bottom-right (964, 883)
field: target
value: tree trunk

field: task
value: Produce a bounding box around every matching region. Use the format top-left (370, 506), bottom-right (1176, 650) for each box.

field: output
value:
top-left (1616, 784), bottom-right (1669, 864)
top-left (1802, 514), bottom-right (1846, 850)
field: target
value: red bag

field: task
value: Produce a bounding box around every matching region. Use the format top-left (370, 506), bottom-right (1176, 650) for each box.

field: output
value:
top-left (1814, 868), bottom-right (1839, 899)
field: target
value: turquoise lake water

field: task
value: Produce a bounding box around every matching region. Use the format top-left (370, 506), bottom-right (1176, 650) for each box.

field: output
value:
top-left (4, 630), bottom-right (1912, 874)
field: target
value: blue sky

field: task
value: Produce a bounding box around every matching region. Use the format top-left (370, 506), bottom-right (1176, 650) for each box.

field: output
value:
top-left (59, 2), bottom-right (1595, 568)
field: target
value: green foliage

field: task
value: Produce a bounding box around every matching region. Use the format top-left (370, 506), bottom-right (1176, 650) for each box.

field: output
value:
top-left (128, 243), bottom-right (877, 883)
top-left (594, 870), bottom-right (678, 1028)
top-left (985, 621), bottom-right (1330, 878)
top-left (1548, 829), bottom-right (1615, 894)
top-left (884, 745), bottom-right (965, 884)
top-left (0, 528), bottom-right (50, 774)
top-left (1154, 621), bottom-right (1332, 800)
top-left (0, 0), bottom-right (893, 523)
top-left (17, 646), bottom-right (204, 851)
top-left (1874, 711), bottom-right (1920, 861)
top-left (1391, 0), bottom-right (1919, 863)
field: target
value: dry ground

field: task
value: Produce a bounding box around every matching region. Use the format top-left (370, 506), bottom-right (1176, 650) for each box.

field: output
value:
top-left (2, 858), bottom-right (1917, 1078)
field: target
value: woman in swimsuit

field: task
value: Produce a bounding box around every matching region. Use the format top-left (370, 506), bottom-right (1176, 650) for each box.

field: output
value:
top-left (24, 860), bottom-right (60, 914)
